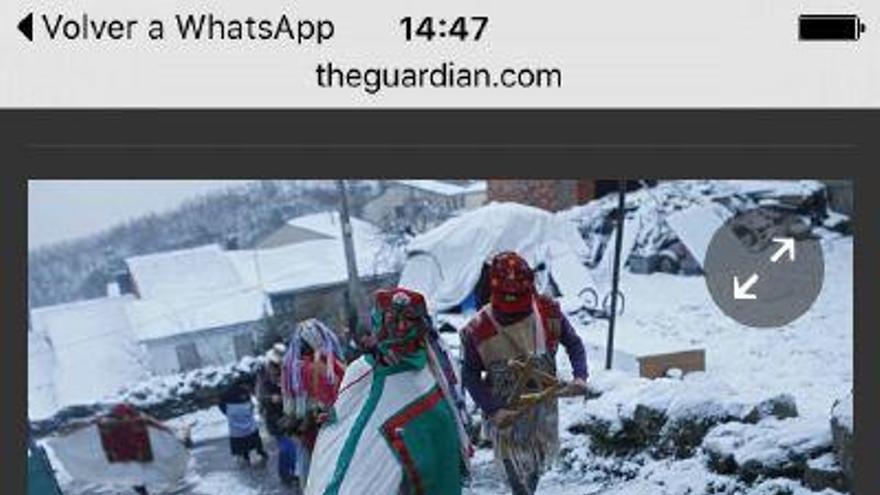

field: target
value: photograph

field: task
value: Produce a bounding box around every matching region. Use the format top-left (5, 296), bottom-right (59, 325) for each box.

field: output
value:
top-left (27, 179), bottom-right (853, 495)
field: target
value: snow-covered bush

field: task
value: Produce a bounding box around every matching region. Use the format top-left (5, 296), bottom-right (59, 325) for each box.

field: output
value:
top-left (803, 453), bottom-right (848, 492)
top-left (560, 180), bottom-right (837, 275)
top-left (567, 372), bottom-right (803, 460)
top-left (702, 417), bottom-right (834, 484)
top-left (829, 392), bottom-right (853, 485)
top-left (32, 355), bottom-right (264, 438)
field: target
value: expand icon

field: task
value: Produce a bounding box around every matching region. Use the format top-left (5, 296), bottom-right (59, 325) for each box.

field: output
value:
top-left (704, 209), bottom-right (825, 328)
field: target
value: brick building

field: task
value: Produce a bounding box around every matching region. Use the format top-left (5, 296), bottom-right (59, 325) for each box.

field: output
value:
top-left (487, 180), bottom-right (644, 212)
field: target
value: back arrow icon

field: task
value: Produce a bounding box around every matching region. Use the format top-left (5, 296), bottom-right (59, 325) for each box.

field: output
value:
top-left (18, 13), bottom-right (33, 41)
top-left (734, 273), bottom-right (759, 300)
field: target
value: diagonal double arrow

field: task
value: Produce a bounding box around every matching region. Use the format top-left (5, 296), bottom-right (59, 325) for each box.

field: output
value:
top-left (770, 237), bottom-right (796, 262)
top-left (733, 273), bottom-right (759, 300)
top-left (733, 238), bottom-right (796, 300)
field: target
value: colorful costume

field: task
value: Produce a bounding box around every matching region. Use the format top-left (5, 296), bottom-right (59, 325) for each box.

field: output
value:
top-left (98, 404), bottom-right (155, 463)
top-left (461, 252), bottom-right (588, 495)
top-left (279, 319), bottom-right (347, 486)
top-left (306, 288), bottom-right (470, 495)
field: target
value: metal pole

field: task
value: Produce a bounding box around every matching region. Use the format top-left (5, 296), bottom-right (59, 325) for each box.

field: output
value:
top-left (605, 181), bottom-right (627, 370)
top-left (337, 180), bottom-right (368, 338)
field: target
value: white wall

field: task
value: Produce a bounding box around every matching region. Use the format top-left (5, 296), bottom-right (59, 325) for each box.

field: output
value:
top-left (362, 187), bottom-right (410, 225)
top-left (464, 191), bottom-right (487, 210)
top-left (142, 322), bottom-right (259, 375)
top-left (28, 332), bottom-right (58, 419)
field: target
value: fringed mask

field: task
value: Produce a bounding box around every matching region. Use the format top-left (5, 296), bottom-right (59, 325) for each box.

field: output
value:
top-left (489, 251), bottom-right (535, 314)
top-left (370, 288), bottom-right (431, 362)
top-left (282, 318), bottom-right (343, 417)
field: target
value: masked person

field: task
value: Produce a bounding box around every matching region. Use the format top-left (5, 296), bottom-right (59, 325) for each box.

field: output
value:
top-left (306, 288), bottom-right (470, 495)
top-left (278, 319), bottom-right (347, 491)
top-left (461, 252), bottom-right (588, 495)
top-left (48, 403), bottom-right (190, 495)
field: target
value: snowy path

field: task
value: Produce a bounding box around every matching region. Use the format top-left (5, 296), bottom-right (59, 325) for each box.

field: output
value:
top-left (185, 437), bottom-right (293, 495)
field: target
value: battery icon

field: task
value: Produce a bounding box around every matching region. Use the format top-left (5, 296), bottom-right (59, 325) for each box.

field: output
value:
top-left (799, 15), bottom-right (866, 41)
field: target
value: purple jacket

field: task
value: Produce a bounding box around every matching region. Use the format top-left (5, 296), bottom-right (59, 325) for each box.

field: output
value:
top-left (461, 307), bottom-right (588, 416)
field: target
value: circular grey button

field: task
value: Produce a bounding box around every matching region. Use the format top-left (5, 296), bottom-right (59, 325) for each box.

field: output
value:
top-left (704, 208), bottom-right (824, 328)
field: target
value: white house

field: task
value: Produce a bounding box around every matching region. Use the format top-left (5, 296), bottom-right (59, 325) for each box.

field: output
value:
top-left (28, 296), bottom-right (150, 420)
top-left (120, 243), bottom-right (270, 374)
top-left (28, 211), bottom-right (400, 418)
top-left (123, 211), bottom-right (398, 375)
top-left (361, 180), bottom-right (487, 231)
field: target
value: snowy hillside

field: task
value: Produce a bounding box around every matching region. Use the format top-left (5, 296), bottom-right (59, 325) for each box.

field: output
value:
top-left (28, 181), bottom-right (377, 308)
top-left (465, 235), bottom-right (852, 495)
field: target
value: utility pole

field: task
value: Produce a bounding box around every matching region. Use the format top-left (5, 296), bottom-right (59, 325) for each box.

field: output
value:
top-left (337, 180), bottom-right (368, 339)
top-left (605, 181), bottom-right (627, 370)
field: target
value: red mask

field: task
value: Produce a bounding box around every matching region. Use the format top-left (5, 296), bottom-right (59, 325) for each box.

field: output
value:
top-left (489, 252), bottom-right (535, 313)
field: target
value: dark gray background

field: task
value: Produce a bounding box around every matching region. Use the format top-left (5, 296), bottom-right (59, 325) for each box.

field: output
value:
top-left (2, 110), bottom-right (876, 493)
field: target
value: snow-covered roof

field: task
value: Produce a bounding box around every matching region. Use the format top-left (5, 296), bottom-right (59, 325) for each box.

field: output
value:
top-left (230, 213), bottom-right (399, 295)
top-left (121, 211), bottom-right (397, 340)
top-left (125, 288), bottom-right (269, 342)
top-left (28, 211), bottom-right (403, 416)
top-left (126, 244), bottom-right (244, 300)
top-left (398, 202), bottom-right (592, 312)
top-left (28, 331), bottom-right (57, 420)
top-left (285, 211), bottom-right (376, 239)
top-left (28, 296), bottom-right (149, 420)
top-left (118, 211), bottom-right (395, 332)
top-left (393, 180), bottom-right (487, 197)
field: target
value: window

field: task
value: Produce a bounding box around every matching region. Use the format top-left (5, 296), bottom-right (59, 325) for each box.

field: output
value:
top-left (271, 294), bottom-right (296, 316)
top-left (234, 333), bottom-right (255, 359)
top-left (175, 342), bottom-right (202, 371)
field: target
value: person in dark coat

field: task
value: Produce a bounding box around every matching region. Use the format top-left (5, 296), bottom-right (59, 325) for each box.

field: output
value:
top-left (218, 380), bottom-right (267, 465)
top-left (257, 344), bottom-right (299, 485)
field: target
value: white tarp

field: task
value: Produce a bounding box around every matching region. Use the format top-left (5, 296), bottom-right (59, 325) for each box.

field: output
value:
top-left (588, 216), bottom-right (640, 295)
top-left (48, 424), bottom-right (190, 488)
top-left (398, 202), bottom-right (593, 313)
top-left (664, 204), bottom-right (731, 268)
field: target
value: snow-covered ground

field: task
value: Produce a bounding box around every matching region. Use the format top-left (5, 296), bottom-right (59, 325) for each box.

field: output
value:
top-left (47, 234), bottom-right (851, 495)
top-left (459, 234), bottom-right (852, 495)
top-left (145, 234), bottom-right (850, 495)
top-left (577, 234), bottom-right (852, 419)
top-left (165, 407), bottom-right (230, 445)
